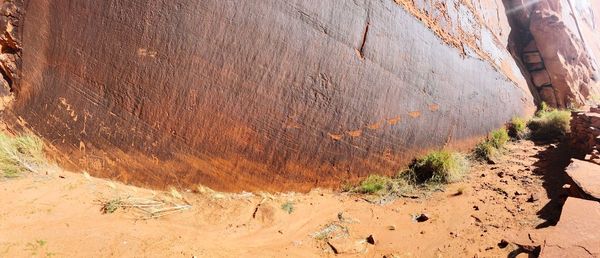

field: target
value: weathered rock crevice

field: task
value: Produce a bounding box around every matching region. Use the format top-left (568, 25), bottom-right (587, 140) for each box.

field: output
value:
top-left (503, 0), bottom-right (598, 108)
top-left (0, 0), bottom-right (21, 97)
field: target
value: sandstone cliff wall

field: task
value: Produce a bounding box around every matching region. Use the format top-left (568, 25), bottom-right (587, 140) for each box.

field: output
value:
top-left (504, 0), bottom-right (600, 108)
top-left (1, 0), bottom-right (539, 191)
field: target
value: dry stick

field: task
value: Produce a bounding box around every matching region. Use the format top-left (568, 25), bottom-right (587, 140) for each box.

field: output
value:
top-left (119, 196), bottom-right (192, 218)
top-left (132, 205), bottom-right (192, 220)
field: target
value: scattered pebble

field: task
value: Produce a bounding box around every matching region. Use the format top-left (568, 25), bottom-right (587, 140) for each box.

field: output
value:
top-left (514, 191), bottom-right (523, 196)
top-left (366, 235), bottom-right (375, 245)
top-left (415, 213), bottom-right (429, 222)
top-left (527, 194), bottom-right (539, 203)
top-left (498, 239), bottom-right (509, 248)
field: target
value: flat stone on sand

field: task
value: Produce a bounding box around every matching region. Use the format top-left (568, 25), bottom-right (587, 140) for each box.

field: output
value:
top-left (565, 159), bottom-right (600, 200)
top-left (540, 198), bottom-right (600, 257)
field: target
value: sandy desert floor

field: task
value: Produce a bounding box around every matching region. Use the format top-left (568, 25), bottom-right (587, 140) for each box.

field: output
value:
top-left (0, 140), bottom-right (570, 258)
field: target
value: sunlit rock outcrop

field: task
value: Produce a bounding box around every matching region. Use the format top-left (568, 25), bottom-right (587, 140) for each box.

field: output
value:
top-left (504, 0), bottom-right (599, 108)
top-left (0, 0), bottom-right (558, 191)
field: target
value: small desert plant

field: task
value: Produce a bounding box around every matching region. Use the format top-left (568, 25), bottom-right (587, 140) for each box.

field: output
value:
top-left (0, 133), bottom-right (45, 178)
top-left (25, 240), bottom-right (53, 257)
top-left (312, 223), bottom-right (349, 240)
top-left (474, 141), bottom-right (497, 161)
top-left (352, 174), bottom-right (413, 196)
top-left (538, 101), bottom-right (552, 114)
top-left (358, 175), bottom-right (391, 194)
top-left (408, 150), bottom-right (470, 184)
top-left (590, 94), bottom-right (600, 104)
top-left (341, 182), bottom-right (354, 192)
top-left (489, 128), bottom-right (509, 149)
top-left (281, 201), bottom-right (294, 214)
top-left (474, 128), bottom-right (509, 161)
top-left (101, 198), bottom-right (123, 214)
top-left (508, 117), bottom-right (527, 139)
top-left (352, 151), bottom-right (469, 197)
top-left (528, 109), bottom-right (571, 141)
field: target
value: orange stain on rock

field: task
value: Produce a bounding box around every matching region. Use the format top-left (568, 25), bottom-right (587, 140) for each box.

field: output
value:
top-left (366, 121), bottom-right (383, 130)
top-left (387, 116), bottom-right (401, 125)
top-left (408, 111), bottom-right (421, 118)
top-left (327, 133), bottom-right (343, 141)
top-left (429, 104), bottom-right (440, 112)
top-left (347, 130), bottom-right (362, 137)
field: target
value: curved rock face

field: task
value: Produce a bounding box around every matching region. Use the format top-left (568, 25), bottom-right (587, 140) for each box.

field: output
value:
top-left (2, 0), bottom-right (536, 191)
top-left (504, 0), bottom-right (600, 108)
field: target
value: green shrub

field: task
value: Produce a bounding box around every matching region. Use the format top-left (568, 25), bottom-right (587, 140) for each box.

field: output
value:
top-left (538, 101), bottom-right (552, 114)
top-left (0, 133), bottom-right (45, 178)
top-left (409, 150), bottom-right (470, 184)
top-left (352, 151), bottom-right (470, 197)
top-left (474, 128), bottom-right (509, 161)
top-left (281, 201), bottom-right (294, 214)
top-left (508, 117), bottom-right (527, 139)
top-left (528, 109), bottom-right (571, 140)
top-left (474, 141), bottom-right (497, 161)
top-left (358, 175), bottom-right (391, 194)
top-left (490, 128), bottom-right (509, 149)
top-left (355, 174), bottom-right (414, 196)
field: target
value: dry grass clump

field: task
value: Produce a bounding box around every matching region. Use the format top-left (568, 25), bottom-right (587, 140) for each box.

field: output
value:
top-left (99, 196), bottom-right (191, 219)
top-left (354, 174), bottom-right (413, 196)
top-left (489, 128), bottom-right (509, 148)
top-left (0, 133), bottom-right (46, 178)
top-left (357, 175), bottom-right (391, 194)
top-left (405, 150), bottom-right (470, 185)
top-left (100, 198), bottom-right (123, 214)
top-left (528, 108), bottom-right (570, 141)
top-left (351, 150), bottom-right (469, 199)
top-left (474, 128), bottom-right (509, 161)
top-left (474, 141), bottom-right (497, 161)
top-left (312, 223), bottom-right (349, 240)
top-left (508, 117), bottom-right (528, 139)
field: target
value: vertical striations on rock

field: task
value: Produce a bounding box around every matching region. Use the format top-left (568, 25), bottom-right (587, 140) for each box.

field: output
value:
top-left (0, 0), bottom-right (544, 191)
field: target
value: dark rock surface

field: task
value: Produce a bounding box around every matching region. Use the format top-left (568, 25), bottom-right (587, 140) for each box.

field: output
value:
top-left (3, 0), bottom-right (538, 191)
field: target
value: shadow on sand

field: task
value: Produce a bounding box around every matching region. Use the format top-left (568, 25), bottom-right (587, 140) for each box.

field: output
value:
top-left (529, 139), bottom-right (573, 229)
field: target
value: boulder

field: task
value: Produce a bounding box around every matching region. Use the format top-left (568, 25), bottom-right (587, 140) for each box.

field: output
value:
top-left (565, 159), bottom-right (600, 200)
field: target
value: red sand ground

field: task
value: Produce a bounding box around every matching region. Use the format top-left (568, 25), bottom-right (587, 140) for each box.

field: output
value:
top-left (0, 140), bottom-right (566, 257)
